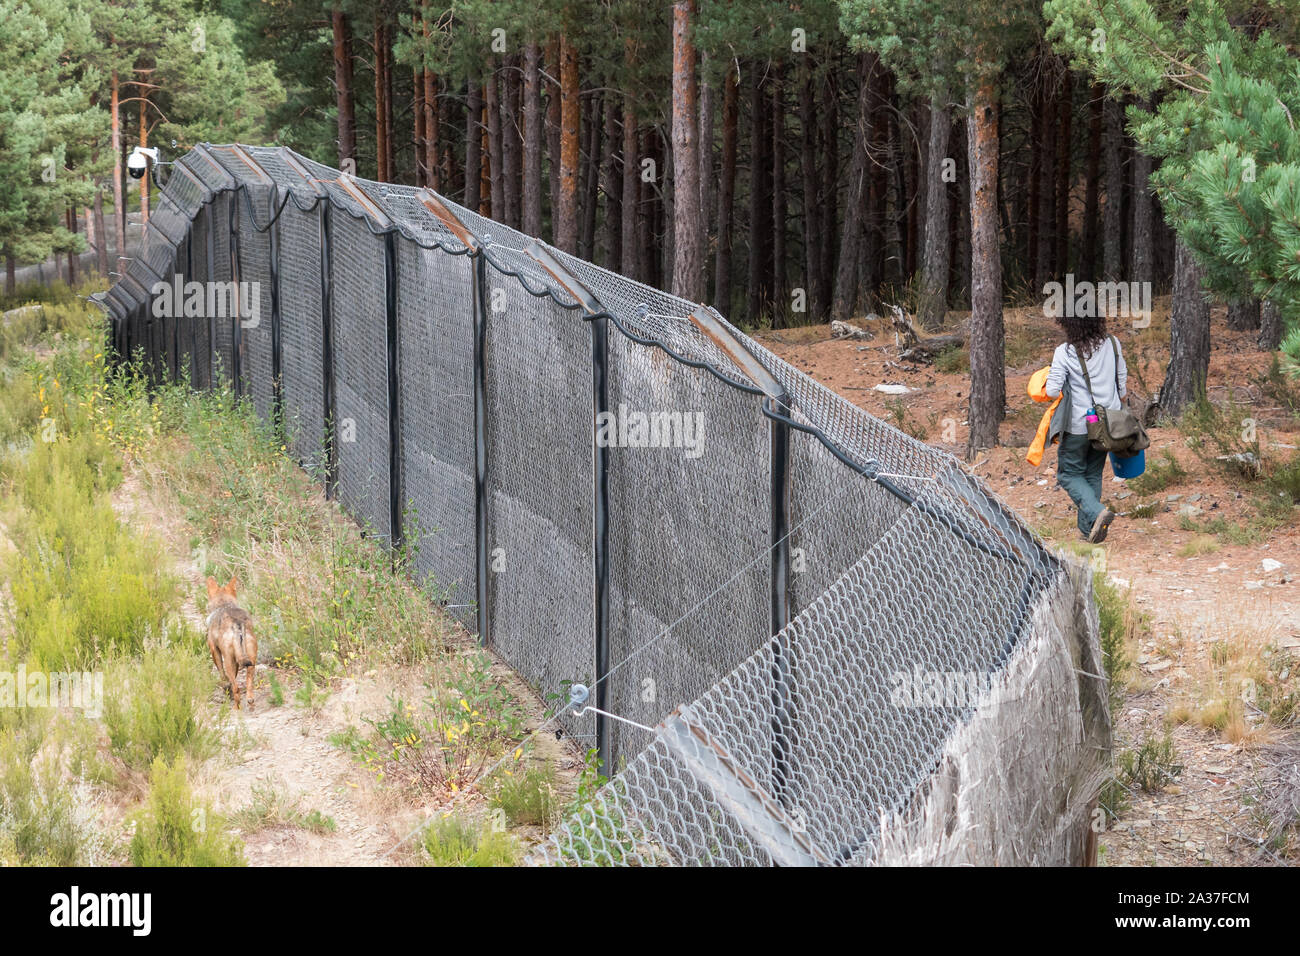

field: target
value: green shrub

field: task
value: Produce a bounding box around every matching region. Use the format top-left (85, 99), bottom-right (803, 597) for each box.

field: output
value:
top-left (1127, 448), bottom-right (1186, 495)
top-left (490, 761), bottom-right (560, 830)
top-left (1116, 732), bottom-right (1183, 794)
top-left (0, 709), bottom-right (106, 865)
top-left (2, 427), bottom-right (175, 668)
top-left (102, 640), bottom-right (220, 773)
top-left (1094, 577), bottom-right (1141, 717)
top-left (934, 345), bottom-right (969, 374)
top-left (128, 757), bottom-right (245, 867)
top-left (420, 814), bottom-right (519, 867)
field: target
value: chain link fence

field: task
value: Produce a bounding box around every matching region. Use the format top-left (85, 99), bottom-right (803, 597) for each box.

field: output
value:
top-left (101, 144), bottom-right (1110, 866)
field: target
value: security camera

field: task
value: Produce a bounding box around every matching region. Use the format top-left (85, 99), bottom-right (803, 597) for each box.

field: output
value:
top-left (127, 146), bottom-right (160, 180)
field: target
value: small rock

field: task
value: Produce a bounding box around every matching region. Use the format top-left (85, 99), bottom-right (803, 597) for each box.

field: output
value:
top-left (1187, 493), bottom-right (1203, 503)
top-left (1262, 558), bottom-right (1283, 573)
top-left (1166, 494), bottom-right (1183, 502)
top-left (1177, 504), bottom-right (1203, 518)
top-left (872, 383), bottom-right (914, 395)
top-left (1116, 490), bottom-right (1132, 499)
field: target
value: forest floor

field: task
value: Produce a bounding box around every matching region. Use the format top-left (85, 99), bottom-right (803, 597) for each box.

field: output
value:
top-left (760, 296), bottom-right (1300, 866)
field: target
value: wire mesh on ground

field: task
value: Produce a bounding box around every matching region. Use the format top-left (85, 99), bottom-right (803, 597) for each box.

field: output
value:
top-left (101, 144), bottom-right (1110, 866)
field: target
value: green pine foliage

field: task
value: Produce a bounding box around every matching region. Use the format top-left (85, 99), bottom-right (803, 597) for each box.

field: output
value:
top-left (1047, 1), bottom-right (1300, 361)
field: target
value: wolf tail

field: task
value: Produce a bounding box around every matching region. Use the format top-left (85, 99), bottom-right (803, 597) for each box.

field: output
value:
top-left (235, 621), bottom-right (254, 668)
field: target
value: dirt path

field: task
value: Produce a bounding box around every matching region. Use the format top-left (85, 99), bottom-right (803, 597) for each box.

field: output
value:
top-left (110, 463), bottom-right (579, 866)
top-left (760, 303), bottom-right (1300, 866)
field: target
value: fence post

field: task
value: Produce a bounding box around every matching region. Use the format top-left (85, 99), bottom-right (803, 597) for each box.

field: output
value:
top-left (524, 241), bottom-right (612, 775)
top-left (231, 147), bottom-right (284, 440)
top-left (416, 190), bottom-right (491, 647)
top-left (279, 149), bottom-right (336, 498)
top-left (269, 186), bottom-right (284, 432)
top-left (687, 307), bottom-right (794, 800)
top-left (169, 162), bottom-right (211, 390)
top-left (335, 175), bottom-right (402, 555)
top-left (228, 189), bottom-right (243, 397)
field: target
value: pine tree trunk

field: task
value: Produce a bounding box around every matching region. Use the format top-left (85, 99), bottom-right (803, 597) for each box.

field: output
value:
top-left (832, 53), bottom-right (873, 320)
top-left (486, 68), bottom-right (503, 220)
top-left (503, 56), bottom-right (522, 229)
top-left (580, 89), bottom-right (602, 257)
top-left (1259, 298), bottom-right (1283, 351)
top-left (601, 93), bottom-right (621, 268)
top-left (1226, 298), bottom-right (1260, 332)
top-left (670, 0), bottom-right (703, 301)
top-left (84, 202), bottom-right (99, 277)
top-left (1081, 84), bottom-right (1102, 282)
top-left (799, 59), bottom-right (822, 322)
top-left (67, 207), bottom-right (79, 284)
top-left (414, 69), bottom-right (427, 186)
top-left (373, 18), bottom-right (387, 181)
top-left (333, 11), bottom-right (357, 166)
top-left (94, 189), bottom-right (109, 276)
top-left (747, 63), bottom-right (772, 323)
top-left (816, 68), bottom-right (838, 319)
top-left (1027, 84), bottom-right (1041, 287)
top-left (111, 70), bottom-right (126, 268)
top-left (966, 71), bottom-right (1005, 455)
top-left (547, 37), bottom-right (562, 238)
top-left (138, 98), bottom-right (150, 225)
top-left (1034, 83), bottom-right (1055, 288)
top-left (465, 77), bottom-right (482, 211)
top-left (1130, 99), bottom-right (1154, 285)
top-left (556, 35), bottom-right (580, 253)
top-left (1054, 70), bottom-right (1072, 275)
top-left (1160, 240), bottom-right (1211, 418)
top-left (698, 56), bottom-right (715, 296)
top-left (1103, 95), bottom-right (1123, 281)
top-left (425, 70), bottom-right (440, 190)
top-left (522, 43), bottom-right (543, 237)
top-left (621, 100), bottom-right (639, 280)
top-left (714, 64), bottom-right (738, 314)
top-left (919, 84), bottom-right (951, 329)
top-left (384, 24), bottom-right (395, 179)
top-left (770, 66), bottom-right (787, 321)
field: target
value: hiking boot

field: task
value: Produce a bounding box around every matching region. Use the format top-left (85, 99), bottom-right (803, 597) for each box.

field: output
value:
top-left (1087, 507), bottom-right (1115, 544)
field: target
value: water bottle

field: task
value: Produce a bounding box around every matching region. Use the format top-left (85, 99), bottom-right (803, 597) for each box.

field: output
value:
top-left (1085, 407), bottom-right (1099, 424)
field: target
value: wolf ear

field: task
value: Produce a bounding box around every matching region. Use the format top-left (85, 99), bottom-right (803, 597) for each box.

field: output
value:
top-left (227, 575), bottom-right (239, 595)
top-left (206, 577), bottom-right (219, 599)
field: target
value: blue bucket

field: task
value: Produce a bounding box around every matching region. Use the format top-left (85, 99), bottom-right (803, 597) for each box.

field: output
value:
top-left (1110, 448), bottom-right (1145, 479)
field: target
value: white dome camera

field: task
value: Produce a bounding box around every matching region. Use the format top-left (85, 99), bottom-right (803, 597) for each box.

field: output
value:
top-left (127, 146), bottom-right (160, 180)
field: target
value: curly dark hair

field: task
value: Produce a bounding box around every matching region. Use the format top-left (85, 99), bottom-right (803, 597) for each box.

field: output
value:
top-left (1055, 315), bottom-right (1108, 358)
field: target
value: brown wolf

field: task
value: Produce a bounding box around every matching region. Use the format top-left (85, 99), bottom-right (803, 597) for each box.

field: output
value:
top-left (205, 575), bottom-right (257, 710)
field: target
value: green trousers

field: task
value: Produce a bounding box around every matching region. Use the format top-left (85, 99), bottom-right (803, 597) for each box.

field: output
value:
top-left (1057, 433), bottom-right (1108, 535)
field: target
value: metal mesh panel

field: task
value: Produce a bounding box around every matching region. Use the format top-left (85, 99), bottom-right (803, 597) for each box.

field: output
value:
top-left (209, 192), bottom-right (234, 385)
top-left (188, 203), bottom-right (214, 388)
top-left (106, 145), bottom-right (1109, 868)
top-left (236, 186), bottom-right (276, 420)
top-left (483, 261), bottom-right (594, 745)
top-left (537, 473), bottom-right (1090, 867)
top-left (278, 201), bottom-right (325, 466)
top-left (330, 214), bottom-right (391, 541)
top-left (396, 240), bottom-right (477, 624)
top-left (605, 331), bottom-right (771, 767)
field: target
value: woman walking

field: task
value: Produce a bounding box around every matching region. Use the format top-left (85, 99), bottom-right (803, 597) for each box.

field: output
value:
top-left (1044, 317), bottom-right (1128, 543)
